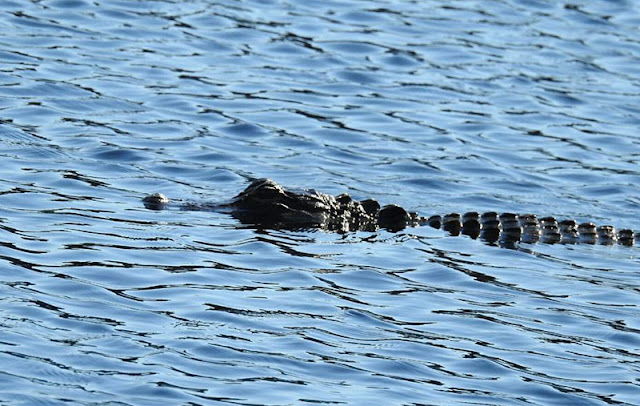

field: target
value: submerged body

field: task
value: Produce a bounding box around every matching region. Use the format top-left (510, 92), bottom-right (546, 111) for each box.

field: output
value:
top-left (143, 178), bottom-right (637, 246)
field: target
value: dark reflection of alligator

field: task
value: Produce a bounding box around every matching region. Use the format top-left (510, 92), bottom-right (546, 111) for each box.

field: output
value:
top-left (143, 178), bottom-right (637, 246)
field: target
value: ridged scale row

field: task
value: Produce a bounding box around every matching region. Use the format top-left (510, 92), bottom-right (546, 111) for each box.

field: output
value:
top-left (425, 212), bottom-right (637, 246)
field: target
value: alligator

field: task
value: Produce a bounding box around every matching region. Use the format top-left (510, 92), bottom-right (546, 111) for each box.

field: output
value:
top-left (143, 178), bottom-right (637, 246)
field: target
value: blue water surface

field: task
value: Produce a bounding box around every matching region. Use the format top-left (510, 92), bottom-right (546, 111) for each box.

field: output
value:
top-left (0, 1), bottom-right (639, 405)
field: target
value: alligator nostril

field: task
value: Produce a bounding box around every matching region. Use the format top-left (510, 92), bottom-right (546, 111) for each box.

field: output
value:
top-left (143, 193), bottom-right (170, 210)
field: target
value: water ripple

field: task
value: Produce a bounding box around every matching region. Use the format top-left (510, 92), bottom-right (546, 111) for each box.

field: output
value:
top-left (1, 0), bottom-right (640, 405)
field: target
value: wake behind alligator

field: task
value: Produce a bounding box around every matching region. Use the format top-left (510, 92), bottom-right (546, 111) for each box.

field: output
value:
top-left (144, 179), bottom-right (637, 246)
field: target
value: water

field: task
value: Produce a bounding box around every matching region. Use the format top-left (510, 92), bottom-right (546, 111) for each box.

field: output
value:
top-left (1, 1), bottom-right (639, 405)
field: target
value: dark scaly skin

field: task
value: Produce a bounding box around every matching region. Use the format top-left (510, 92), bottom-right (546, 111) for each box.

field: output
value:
top-left (143, 178), bottom-right (419, 232)
top-left (426, 212), bottom-right (636, 246)
top-left (143, 179), bottom-right (637, 245)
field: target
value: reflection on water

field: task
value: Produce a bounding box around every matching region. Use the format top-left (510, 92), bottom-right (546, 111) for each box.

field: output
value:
top-left (1, 0), bottom-right (640, 405)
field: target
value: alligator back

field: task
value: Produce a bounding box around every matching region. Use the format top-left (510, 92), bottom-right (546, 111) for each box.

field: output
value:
top-left (144, 179), bottom-right (637, 245)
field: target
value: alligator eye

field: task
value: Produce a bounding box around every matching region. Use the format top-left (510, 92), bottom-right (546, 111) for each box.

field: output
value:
top-left (336, 193), bottom-right (352, 204)
top-left (253, 185), bottom-right (282, 199)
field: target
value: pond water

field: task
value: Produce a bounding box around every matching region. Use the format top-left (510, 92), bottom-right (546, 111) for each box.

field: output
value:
top-left (0, 1), bottom-right (639, 405)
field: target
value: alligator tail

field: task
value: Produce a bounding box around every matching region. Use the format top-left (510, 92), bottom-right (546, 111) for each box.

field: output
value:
top-left (425, 212), bottom-right (637, 246)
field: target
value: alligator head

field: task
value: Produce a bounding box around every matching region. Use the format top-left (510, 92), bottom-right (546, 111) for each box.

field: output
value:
top-left (228, 178), bottom-right (335, 228)
top-left (228, 179), bottom-right (418, 232)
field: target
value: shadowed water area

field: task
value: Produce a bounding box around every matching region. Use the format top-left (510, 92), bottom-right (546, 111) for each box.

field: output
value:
top-left (1, 1), bottom-right (640, 405)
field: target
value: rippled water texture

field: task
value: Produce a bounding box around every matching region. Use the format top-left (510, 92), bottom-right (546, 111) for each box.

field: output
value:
top-left (1, 1), bottom-right (639, 405)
